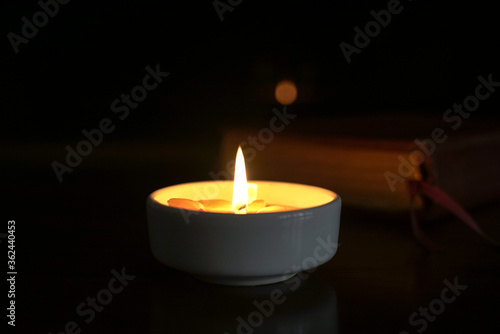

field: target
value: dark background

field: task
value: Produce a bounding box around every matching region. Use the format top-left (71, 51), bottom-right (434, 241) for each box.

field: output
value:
top-left (1, 0), bottom-right (500, 333)
top-left (2, 0), bottom-right (499, 142)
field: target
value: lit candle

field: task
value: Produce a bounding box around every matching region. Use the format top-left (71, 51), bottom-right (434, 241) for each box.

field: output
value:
top-left (146, 145), bottom-right (342, 286)
top-left (165, 146), bottom-right (298, 214)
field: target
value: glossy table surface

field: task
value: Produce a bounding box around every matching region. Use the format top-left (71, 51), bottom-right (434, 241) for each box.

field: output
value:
top-left (5, 154), bottom-right (500, 334)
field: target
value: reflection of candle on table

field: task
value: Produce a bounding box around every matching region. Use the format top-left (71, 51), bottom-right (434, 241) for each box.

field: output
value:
top-left (166, 146), bottom-right (298, 214)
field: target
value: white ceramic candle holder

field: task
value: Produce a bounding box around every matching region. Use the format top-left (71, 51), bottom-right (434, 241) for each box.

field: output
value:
top-left (147, 180), bottom-right (341, 286)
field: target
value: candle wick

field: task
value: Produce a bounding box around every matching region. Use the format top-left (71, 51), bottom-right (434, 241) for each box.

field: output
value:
top-left (234, 204), bottom-right (248, 214)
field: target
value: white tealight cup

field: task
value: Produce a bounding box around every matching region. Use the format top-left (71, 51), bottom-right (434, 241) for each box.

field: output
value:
top-left (147, 180), bottom-right (341, 286)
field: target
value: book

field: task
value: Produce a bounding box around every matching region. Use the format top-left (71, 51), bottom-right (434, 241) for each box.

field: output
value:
top-left (215, 114), bottom-right (500, 218)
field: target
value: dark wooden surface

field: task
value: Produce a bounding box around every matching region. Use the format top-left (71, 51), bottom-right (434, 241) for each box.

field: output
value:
top-left (3, 144), bottom-right (500, 334)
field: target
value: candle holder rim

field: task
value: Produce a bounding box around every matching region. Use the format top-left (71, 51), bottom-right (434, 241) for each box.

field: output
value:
top-left (146, 180), bottom-right (340, 215)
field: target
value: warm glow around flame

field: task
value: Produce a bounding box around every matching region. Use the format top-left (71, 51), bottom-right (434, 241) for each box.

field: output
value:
top-left (232, 146), bottom-right (249, 213)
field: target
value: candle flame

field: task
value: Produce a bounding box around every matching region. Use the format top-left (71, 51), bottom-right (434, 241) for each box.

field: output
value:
top-left (232, 146), bottom-right (249, 213)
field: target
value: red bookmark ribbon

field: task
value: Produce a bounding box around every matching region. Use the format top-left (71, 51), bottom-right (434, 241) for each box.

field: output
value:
top-left (407, 180), bottom-right (499, 250)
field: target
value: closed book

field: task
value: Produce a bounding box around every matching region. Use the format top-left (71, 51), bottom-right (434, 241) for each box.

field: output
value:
top-left (216, 115), bottom-right (500, 218)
